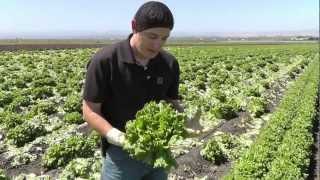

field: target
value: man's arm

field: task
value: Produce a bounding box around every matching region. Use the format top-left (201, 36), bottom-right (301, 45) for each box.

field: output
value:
top-left (82, 100), bottom-right (112, 136)
top-left (82, 100), bottom-right (125, 146)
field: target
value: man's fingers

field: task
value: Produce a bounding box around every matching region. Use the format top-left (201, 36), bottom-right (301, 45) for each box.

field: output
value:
top-left (76, 122), bottom-right (93, 135)
top-left (185, 128), bottom-right (201, 135)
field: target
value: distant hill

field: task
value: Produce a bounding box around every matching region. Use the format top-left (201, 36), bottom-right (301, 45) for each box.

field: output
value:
top-left (0, 29), bottom-right (318, 40)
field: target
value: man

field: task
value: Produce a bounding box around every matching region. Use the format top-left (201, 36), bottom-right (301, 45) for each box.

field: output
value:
top-left (82, 1), bottom-right (199, 180)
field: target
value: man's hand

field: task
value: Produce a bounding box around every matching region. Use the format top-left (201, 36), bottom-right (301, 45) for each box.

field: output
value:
top-left (105, 128), bottom-right (125, 147)
top-left (185, 109), bottom-right (203, 136)
top-left (76, 122), bottom-right (93, 135)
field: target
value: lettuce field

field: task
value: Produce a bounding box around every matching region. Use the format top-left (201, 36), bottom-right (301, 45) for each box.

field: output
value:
top-left (0, 43), bottom-right (319, 179)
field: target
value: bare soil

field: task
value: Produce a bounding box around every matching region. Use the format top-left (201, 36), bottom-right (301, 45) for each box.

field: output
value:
top-left (169, 76), bottom-right (292, 180)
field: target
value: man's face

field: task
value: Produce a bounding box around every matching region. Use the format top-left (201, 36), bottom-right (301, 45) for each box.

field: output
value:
top-left (134, 27), bottom-right (170, 59)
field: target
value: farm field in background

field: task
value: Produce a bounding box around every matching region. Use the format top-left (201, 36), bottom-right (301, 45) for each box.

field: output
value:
top-left (0, 43), bottom-right (319, 179)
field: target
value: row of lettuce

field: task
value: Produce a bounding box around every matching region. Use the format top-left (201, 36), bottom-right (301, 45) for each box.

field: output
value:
top-left (0, 45), bottom-right (316, 149)
top-left (0, 44), bottom-right (318, 179)
top-left (223, 54), bottom-right (319, 179)
top-left (169, 45), bottom-right (318, 129)
top-left (0, 49), bottom-right (102, 179)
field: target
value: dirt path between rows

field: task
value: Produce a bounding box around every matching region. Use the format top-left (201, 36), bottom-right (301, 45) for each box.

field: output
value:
top-left (169, 77), bottom-right (290, 180)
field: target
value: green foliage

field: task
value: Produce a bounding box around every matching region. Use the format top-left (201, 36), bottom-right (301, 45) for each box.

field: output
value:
top-left (42, 134), bottom-right (96, 169)
top-left (225, 64), bottom-right (233, 71)
top-left (245, 85), bottom-right (263, 97)
top-left (258, 71), bottom-right (267, 79)
top-left (63, 112), bottom-right (83, 124)
top-left (220, 133), bottom-right (238, 149)
top-left (1, 111), bottom-right (24, 130)
top-left (269, 64), bottom-right (280, 72)
top-left (13, 78), bottom-right (27, 88)
top-left (0, 44), bottom-right (318, 179)
top-left (210, 104), bottom-right (237, 120)
top-left (0, 169), bottom-right (8, 180)
top-left (243, 64), bottom-right (254, 73)
top-left (56, 83), bottom-right (70, 96)
top-left (0, 91), bottom-right (13, 108)
top-left (6, 115), bottom-right (48, 147)
top-left (63, 93), bottom-right (82, 113)
top-left (59, 158), bottom-right (101, 180)
top-left (5, 95), bottom-right (31, 112)
top-left (247, 97), bottom-right (267, 117)
top-left (32, 77), bottom-right (56, 87)
top-left (217, 133), bottom-right (245, 160)
top-left (261, 80), bottom-right (271, 89)
top-left (123, 101), bottom-right (186, 170)
top-left (257, 61), bottom-right (267, 68)
top-left (225, 58), bottom-right (319, 179)
top-left (200, 139), bottom-right (226, 164)
top-left (31, 86), bottom-right (54, 99)
top-left (30, 100), bottom-right (57, 116)
top-left (210, 89), bottom-right (226, 102)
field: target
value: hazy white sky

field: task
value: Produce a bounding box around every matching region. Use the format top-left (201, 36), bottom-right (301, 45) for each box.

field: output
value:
top-left (1, 0), bottom-right (318, 38)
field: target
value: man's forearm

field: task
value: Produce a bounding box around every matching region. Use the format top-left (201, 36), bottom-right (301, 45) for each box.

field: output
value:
top-left (83, 101), bottom-right (125, 146)
top-left (82, 101), bottom-right (113, 136)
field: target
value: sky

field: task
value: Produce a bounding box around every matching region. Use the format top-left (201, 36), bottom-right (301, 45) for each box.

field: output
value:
top-left (0, 0), bottom-right (319, 38)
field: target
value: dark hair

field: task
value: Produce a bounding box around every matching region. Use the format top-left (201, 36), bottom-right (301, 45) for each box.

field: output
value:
top-left (134, 1), bottom-right (174, 32)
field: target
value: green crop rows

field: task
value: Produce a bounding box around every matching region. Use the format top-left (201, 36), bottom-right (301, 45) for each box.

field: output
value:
top-left (225, 53), bottom-right (319, 179)
top-left (0, 43), bottom-right (318, 179)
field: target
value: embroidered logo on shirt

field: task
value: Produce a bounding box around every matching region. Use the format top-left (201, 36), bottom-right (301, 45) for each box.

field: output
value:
top-left (156, 77), bottom-right (164, 85)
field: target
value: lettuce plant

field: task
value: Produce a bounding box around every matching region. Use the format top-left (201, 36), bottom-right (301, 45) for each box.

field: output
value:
top-left (123, 101), bottom-right (186, 170)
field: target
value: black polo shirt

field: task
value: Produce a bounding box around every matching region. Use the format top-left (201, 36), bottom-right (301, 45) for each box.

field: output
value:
top-left (83, 34), bottom-right (180, 132)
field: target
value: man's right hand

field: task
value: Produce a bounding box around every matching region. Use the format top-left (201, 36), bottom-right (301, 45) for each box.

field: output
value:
top-left (105, 128), bottom-right (125, 147)
top-left (185, 109), bottom-right (204, 136)
top-left (83, 100), bottom-right (125, 146)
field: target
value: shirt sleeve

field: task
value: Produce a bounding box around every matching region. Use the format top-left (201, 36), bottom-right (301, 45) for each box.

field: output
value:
top-left (166, 59), bottom-right (180, 100)
top-left (83, 53), bottom-right (110, 103)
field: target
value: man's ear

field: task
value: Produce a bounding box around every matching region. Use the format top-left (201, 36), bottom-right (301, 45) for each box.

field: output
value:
top-left (131, 19), bottom-right (137, 33)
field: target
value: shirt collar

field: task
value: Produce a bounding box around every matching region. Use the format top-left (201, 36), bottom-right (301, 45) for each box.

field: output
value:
top-left (118, 33), bottom-right (161, 65)
top-left (118, 33), bottom-right (136, 64)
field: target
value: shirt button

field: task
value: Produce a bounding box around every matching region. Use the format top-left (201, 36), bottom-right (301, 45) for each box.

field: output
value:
top-left (146, 75), bottom-right (151, 80)
top-left (144, 66), bottom-right (148, 71)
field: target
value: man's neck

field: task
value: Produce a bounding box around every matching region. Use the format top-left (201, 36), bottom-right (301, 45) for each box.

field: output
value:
top-left (129, 35), bottom-right (149, 66)
top-left (136, 58), bottom-right (149, 67)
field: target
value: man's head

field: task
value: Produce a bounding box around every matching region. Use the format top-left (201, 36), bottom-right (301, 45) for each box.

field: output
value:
top-left (130, 1), bottom-right (174, 60)
top-left (133, 1), bottom-right (174, 32)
